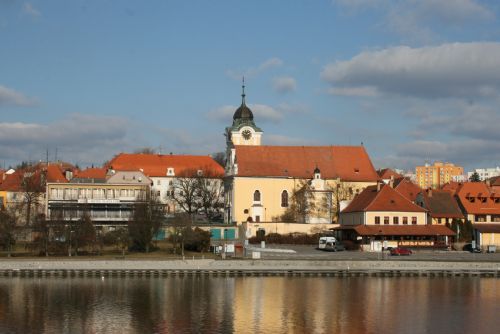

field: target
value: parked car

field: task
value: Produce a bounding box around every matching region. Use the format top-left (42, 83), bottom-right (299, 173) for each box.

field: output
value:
top-left (318, 236), bottom-right (345, 252)
top-left (390, 247), bottom-right (412, 256)
top-left (463, 243), bottom-right (482, 253)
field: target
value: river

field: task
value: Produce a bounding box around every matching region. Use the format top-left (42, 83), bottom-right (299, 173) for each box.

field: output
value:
top-left (0, 277), bottom-right (499, 333)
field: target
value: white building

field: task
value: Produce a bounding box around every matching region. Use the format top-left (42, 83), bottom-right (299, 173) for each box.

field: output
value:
top-left (468, 167), bottom-right (500, 181)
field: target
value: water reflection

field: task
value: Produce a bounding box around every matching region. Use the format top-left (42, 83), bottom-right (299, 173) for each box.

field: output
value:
top-left (0, 277), bottom-right (499, 333)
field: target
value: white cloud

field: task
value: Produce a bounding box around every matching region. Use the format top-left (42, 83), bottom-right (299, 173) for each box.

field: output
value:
top-left (335, 0), bottom-right (494, 41)
top-left (23, 2), bottom-right (41, 17)
top-left (322, 42), bottom-right (500, 99)
top-left (0, 114), bottom-right (130, 166)
top-left (226, 57), bottom-right (283, 80)
top-left (0, 85), bottom-right (36, 107)
top-left (272, 76), bottom-right (297, 93)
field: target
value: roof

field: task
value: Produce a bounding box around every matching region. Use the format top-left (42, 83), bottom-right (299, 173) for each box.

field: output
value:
top-left (234, 145), bottom-right (379, 181)
top-left (455, 182), bottom-right (500, 215)
top-left (342, 184), bottom-right (427, 213)
top-left (0, 164), bottom-right (68, 192)
top-left (0, 172), bottom-right (23, 192)
top-left (473, 224), bottom-right (500, 233)
top-left (107, 153), bottom-right (224, 178)
top-left (75, 167), bottom-right (108, 179)
top-left (420, 189), bottom-right (464, 219)
top-left (46, 165), bottom-right (68, 183)
top-left (394, 178), bottom-right (421, 202)
top-left (335, 225), bottom-right (455, 236)
top-left (441, 182), bottom-right (462, 195)
top-left (377, 168), bottom-right (403, 180)
top-left (488, 176), bottom-right (500, 186)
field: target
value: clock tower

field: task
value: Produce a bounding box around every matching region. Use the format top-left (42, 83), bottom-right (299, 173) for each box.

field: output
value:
top-left (225, 79), bottom-right (263, 149)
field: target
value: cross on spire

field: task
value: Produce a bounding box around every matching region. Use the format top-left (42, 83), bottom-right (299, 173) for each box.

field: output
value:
top-left (241, 76), bottom-right (246, 105)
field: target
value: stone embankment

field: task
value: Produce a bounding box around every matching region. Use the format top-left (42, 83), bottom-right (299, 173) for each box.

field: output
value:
top-left (1, 259), bottom-right (499, 278)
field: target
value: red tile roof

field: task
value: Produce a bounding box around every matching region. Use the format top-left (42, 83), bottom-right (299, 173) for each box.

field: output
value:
top-left (234, 145), bottom-right (379, 181)
top-left (0, 172), bottom-right (23, 192)
top-left (455, 182), bottom-right (500, 215)
top-left (394, 178), bottom-right (422, 202)
top-left (473, 224), bottom-right (500, 233)
top-left (107, 153), bottom-right (224, 177)
top-left (441, 182), bottom-right (462, 195)
top-left (336, 224), bottom-right (455, 236)
top-left (46, 165), bottom-right (68, 183)
top-left (75, 167), bottom-right (108, 179)
top-left (343, 184), bottom-right (427, 213)
top-left (420, 189), bottom-right (464, 219)
top-left (377, 168), bottom-right (403, 180)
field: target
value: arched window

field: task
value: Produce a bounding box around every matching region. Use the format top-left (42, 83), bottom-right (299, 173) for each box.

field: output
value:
top-left (253, 190), bottom-right (261, 202)
top-left (281, 190), bottom-right (289, 207)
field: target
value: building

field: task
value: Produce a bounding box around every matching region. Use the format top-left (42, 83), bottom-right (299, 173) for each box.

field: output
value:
top-left (337, 183), bottom-right (455, 250)
top-left (393, 177), bottom-right (422, 202)
top-left (223, 83), bottom-right (379, 234)
top-left (416, 162), bottom-right (464, 189)
top-left (415, 188), bottom-right (464, 226)
top-left (106, 153), bottom-right (224, 216)
top-left (46, 171), bottom-right (151, 229)
top-left (468, 167), bottom-right (500, 181)
top-left (454, 182), bottom-right (500, 250)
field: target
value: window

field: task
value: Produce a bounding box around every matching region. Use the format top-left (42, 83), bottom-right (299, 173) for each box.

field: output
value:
top-left (412, 217), bottom-right (417, 225)
top-left (281, 190), bottom-right (288, 207)
top-left (255, 215), bottom-right (261, 223)
top-left (375, 216), bottom-right (380, 225)
top-left (393, 217), bottom-right (399, 225)
top-left (403, 217), bottom-right (408, 225)
top-left (254, 190), bottom-right (261, 202)
top-left (384, 216), bottom-right (389, 225)
top-left (476, 215), bottom-right (487, 222)
top-left (492, 215), bottom-right (500, 222)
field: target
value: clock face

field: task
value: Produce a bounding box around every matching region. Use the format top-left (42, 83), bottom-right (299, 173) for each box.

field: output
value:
top-left (242, 129), bottom-right (252, 140)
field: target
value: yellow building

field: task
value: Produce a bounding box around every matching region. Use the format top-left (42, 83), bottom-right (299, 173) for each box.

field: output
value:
top-left (416, 162), bottom-right (463, 189)
top-left (223, 84), bottom-right (379, 233)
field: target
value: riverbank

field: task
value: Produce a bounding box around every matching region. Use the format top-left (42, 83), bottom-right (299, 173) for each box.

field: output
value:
top-left (1, 259), bottom-right (500, 278)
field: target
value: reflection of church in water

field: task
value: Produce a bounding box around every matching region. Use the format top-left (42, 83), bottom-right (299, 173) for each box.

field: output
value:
top-left (223, 82), bottom-right (379, 226)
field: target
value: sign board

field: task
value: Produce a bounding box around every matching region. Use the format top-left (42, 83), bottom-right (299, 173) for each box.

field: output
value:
top-left (252, 251), bottom-right (261, 259)
top-left (225, 244), bottom-right (235, 253)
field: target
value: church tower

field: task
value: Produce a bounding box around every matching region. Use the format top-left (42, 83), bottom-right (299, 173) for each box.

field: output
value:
top-left (225, 79), bottom-right (263, 149)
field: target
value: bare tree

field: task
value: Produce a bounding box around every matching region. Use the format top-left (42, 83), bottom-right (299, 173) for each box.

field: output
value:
top-left (197, 171), bottom-right (224, 221)
top-left (29, 213), bottom-right (50, 256)
top-left (281, 180), bottom-right (316, 223)
top-left (0, 208), bottom-right (16, 257)
top-left (329, 181), bottom-right (356, 222)
top-left (134, 147), bottom-right (157, 154)
top-left (73, 212), bottom-right (96, 255)
top-left (128, 197), bottom-right (163, 253)
top-left (19, 168), bottom-right (45, 227)
top-left (211, 152), bottom-right (226, 167)
top-left (170, 169), bottom-right (202, 219)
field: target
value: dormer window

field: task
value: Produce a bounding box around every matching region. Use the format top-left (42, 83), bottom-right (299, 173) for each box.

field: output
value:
top-left (167, 168), bottom-right (175, 176)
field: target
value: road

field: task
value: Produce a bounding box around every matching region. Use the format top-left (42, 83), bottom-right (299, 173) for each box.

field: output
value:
top-left (253, 244), bottom-right (500, 261)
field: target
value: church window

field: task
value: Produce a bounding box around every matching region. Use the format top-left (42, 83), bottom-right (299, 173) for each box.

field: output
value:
top-left (253, 190), bottom-right (261, 202)
top-left (281, 190), bottom-right (289, 207)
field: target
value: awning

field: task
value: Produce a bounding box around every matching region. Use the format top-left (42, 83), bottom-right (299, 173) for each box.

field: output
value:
top-left (334, 225), bottom-right (456, 236)
top-left (473, 224), bottom-right (500, 233)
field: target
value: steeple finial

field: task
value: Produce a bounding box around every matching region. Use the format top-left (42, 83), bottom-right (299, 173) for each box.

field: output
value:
top-left (241, 76), bottom-right (246, 105)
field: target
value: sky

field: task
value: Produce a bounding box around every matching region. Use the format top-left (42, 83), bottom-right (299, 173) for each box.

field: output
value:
top-left (1, 0), bottom-right (500, 172)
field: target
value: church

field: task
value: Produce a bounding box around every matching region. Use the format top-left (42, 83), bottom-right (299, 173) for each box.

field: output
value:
top-left (224, 83), bottom-right (379, 231)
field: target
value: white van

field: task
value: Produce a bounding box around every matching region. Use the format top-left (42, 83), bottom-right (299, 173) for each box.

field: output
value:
top-left (318, 236), bottom-right (336, 249)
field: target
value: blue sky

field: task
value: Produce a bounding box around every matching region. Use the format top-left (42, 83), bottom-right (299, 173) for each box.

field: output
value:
top-left (1, 0), bottom-right (500, 171)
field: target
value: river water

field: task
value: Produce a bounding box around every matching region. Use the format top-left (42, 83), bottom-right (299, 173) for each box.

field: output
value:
top-left (0, 276), bottom-right (499, 334)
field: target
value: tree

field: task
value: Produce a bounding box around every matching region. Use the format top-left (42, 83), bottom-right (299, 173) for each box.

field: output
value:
top-left (29, 213), bottom-right (50, 256)
top-left (183, 227), bottom-right (211, 252)
top-left (128, 198), bottom-right (163, 252)
top-left (469, 172), bottom-right (481, 182)
top-left (134, 147), bottom-right (157, 154)
top-left (103, 228), bottom-right (129, 257)
top-left (197, 171), bottom-right (224, 222)
top-left (211, 152), bottom-right (226, 168)
top-left (281, 180), bottom-right (316, 223)
top-left (329, 181), bottom-right (356, 223)
top-left (170, 169), bottom-right (202, 218)
top-left (0, 208), bottom-right (16, 257)
top-left (19, 168), bottom-right (45, 227)
top-left (73, 213), bottom-right (96, 255)
top-left (168, 213), bottom-right (191, 255)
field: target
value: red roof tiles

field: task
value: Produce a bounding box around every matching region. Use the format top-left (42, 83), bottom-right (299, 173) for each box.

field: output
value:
top-left (343, 184), bottom-right (427, 213)
top-left (336, 224), bottom-right (455, 236)
top-left (455, 182), bottom-right (500, 215)
top-left (420, 189), bottom-right (464, 219)
top-left (108, 153), bottom-right (224, 177)
top-left (377, 168), bottom-right (403, 180)
top-left (394, 178), bottom-right (421, 202)
top-left (234, 145), bottom-right (379, 181)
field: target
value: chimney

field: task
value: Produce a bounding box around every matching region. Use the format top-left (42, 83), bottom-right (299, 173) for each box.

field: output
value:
top-left (389, 175), bottom-right (394, 188)
top-left (486, 179), bottom-right (491, 187)
top-left (377, 182), bottom-right (382, 192)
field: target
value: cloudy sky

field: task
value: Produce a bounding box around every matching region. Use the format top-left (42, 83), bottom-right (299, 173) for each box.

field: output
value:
top-left (1, 0), bottom-right (500, 171)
